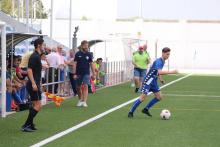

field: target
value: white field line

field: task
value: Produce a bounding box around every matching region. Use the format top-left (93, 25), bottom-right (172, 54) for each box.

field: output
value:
top-left (30, 73), bottom-right (192, 147)
top-left (164, 94), bottom-right (220, 98)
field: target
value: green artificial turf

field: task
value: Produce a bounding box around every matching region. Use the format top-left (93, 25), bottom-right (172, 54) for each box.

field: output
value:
top-left (1, 74), bottom-right (220, 147)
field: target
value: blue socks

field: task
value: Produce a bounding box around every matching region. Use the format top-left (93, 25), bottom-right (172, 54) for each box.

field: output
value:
top-left (6, 91), bottom-right (12, 112)
top-left (145, 97), bottom-right (160, 109)
top-left (129, 97), bottom-right (160, 113)
top-left (19, 86), bottom-right (26, 102)
top-left (12, 92), bottom-right (23, 104)
top-left (130, 99), bottom-right (142, 113)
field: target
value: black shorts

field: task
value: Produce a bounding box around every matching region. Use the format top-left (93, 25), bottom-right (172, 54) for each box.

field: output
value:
top-left (26, 82), bottom-right (42, 101)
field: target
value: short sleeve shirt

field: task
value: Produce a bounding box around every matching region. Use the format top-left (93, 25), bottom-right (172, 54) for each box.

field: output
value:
top-left (28, 51), bottom-right (42, 85)
top-left (147, 57), bottom-right (165, 80)
top-left (132, 51), bottom-right (150, 69)
top-left (74, 51), bottom-right (93, 75)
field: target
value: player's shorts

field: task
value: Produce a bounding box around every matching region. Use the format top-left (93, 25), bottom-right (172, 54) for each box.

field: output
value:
top-left (26, 82), bottom-right (42, 101)
top-left (140, 70), bottom-right (160, 94)
top-left (76, 74), bottom-right (90, 86)
top-left (134, 68), bottom-right (146, 78)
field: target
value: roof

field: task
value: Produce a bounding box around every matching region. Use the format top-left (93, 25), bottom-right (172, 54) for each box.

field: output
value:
top-left (0, 33), bottom-right (44, 53)
top-left (77, 39), bottom-right (103, 49)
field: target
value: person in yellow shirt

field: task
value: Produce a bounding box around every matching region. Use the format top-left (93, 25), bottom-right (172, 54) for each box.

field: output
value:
top-left (94, 58), bottom-right (104, 87)
top-left (132, 45), bottom-right (150, 93)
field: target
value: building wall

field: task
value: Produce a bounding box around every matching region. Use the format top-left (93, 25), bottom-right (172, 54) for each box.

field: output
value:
top-left (41, 19), bottom-right (220, 71)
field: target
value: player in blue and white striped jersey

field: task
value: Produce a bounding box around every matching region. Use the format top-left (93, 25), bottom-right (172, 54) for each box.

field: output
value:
top-left (128, 47), bottom-right (178, 118)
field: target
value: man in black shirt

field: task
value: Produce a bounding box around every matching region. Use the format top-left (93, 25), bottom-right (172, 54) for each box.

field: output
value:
top-left (73, 40), bottom-right (96, 107)
top-left (21, 38), bottom-right (44, 132)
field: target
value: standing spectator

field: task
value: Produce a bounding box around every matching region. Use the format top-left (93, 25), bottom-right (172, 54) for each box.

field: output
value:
top-left (21, 38), bottom-right (44, 132)
top-left (66, 49), bottom-right (77, 96)
top-left (46, 47), bottom-right (59, 93)
top-left (132, 44), bottom-right (150, 93)
top-left (57, 45), bottom-right (66, 96)
top-left (45, 46), bottom-right (51, 55)
top-left (41, 52), bottom-right (49, 92)
top-left (73, 40), bottom-right (96, 107)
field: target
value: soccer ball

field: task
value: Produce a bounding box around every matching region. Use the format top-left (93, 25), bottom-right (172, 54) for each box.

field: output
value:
top-left (160, 109), bottom-right (171, 120)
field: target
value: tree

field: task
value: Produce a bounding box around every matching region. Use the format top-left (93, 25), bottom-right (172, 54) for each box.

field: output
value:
top-left (0, 0), bottom-right (48, 19)
top-left (0, 0), bottom-right (12, 14)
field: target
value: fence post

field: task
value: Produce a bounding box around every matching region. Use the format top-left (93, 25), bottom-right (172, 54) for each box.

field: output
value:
top-left (111, 61), bottom-right (113, 85)
top-left (119, 61), bottom-right (121, 83)
top-left (1, 23), bottom-right (7, 117)
top-left (103, 62), bottom-right (107, 86)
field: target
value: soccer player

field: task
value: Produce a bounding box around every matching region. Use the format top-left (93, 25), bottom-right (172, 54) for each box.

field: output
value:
top-left (21, 38), bottom-right (44, 132)
top-left (128, 47), bottom-right (178, 118)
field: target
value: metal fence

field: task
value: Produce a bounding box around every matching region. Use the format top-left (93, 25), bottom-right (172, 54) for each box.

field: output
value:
top-left (42, 60), bottom-right (133, 96)
top-left (105, 60), bottom-right (133, 86)
top-left (0, 59), bottom-right (133, 117)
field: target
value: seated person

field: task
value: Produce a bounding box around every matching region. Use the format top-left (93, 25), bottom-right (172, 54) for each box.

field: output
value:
top-left (93, 58), bottom-right (105, 87)
top-left (13, 56), bottom-right (27, 102)
top-left (6, 65), bottom-right (23, 111)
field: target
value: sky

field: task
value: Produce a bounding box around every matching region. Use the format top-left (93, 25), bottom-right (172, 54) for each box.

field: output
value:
top-left (42, 0), bottom-right (117, 20)
top-left (42, 0), bottom-right (220, 20)
top-left (117, 0), bottom-right (220, 20)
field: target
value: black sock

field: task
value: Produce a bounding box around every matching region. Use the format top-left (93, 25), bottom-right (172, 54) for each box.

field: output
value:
top-left (24, 107), bottom-right (38, 127)
top-left (31, 108), bottom-right (38, 125)
top-left (135, 88), bottom-right (139, 92)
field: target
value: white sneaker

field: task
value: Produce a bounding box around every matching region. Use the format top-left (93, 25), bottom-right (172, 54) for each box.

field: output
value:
top-left (82, 102), bottom-right (88, 107)
top-left (76, 101), bottom-right (83, 107)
